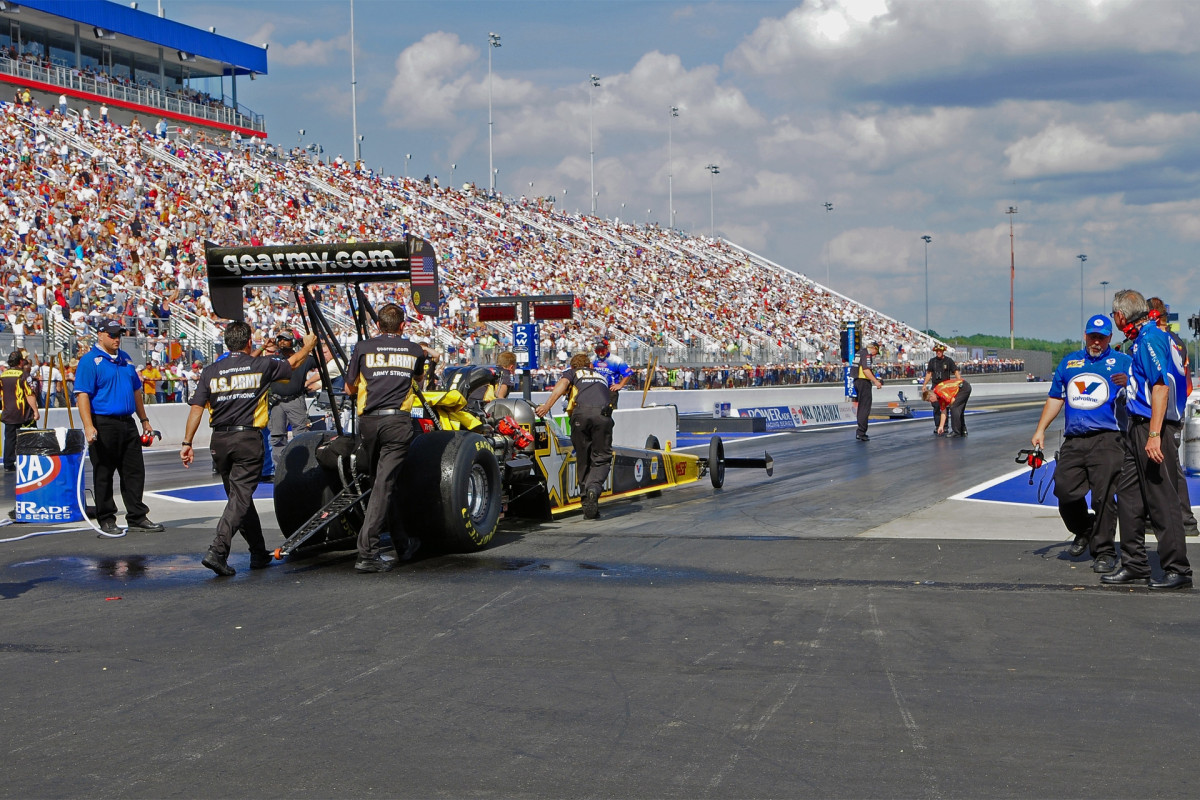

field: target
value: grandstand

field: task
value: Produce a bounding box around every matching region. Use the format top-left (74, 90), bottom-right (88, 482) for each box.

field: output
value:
top-left (0, 99), bottom-right (973, 380)
top-left (0, 54), bottom-right (1026, 394)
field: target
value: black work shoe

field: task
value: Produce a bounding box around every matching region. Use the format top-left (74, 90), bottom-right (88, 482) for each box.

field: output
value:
top-left (1149, 572), bottom-right (1193, 591)
top-left (355, 555), bottom-right (394, 573)
top-left (1068, 535), bottom-right (1088, 557)
top-left (202, 550), bottom-right (236, 577)
top-left (856, 433), bottom-right (870, 441)
top-left (396, 536), bottom-right (421, 562)
top-left (259, 473), bottom-right (275, 483)
top-left (249, 551), bottom-right (273, 570)
top-left (99, 520), bottom-right (120, 535)
top-left (1092, 555), bottom-right (1119, 574)
top-left (1100, 567), bottom-right (1149, 586)
top-left (126, 518), bottom-right (165, 533)
top-left (1185, 521), bottom-right (1199, 538)
top-left (582, 486), bottom-right (601, 519)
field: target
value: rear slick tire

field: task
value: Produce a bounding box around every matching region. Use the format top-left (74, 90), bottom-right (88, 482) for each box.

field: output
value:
top-left (400, 431), bottom-right (502, 553)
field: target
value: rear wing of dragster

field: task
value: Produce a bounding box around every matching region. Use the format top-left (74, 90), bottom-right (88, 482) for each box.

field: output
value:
top-left (204, 237), bottom-right (439, 321)
top-left (203, 237), bottom-right (440, 436)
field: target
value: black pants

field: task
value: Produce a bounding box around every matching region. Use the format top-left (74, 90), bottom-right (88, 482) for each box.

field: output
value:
top-left (854, 379), bottom-right (873, 436)
top-left (1116, 420), bottom-right (1192, 577)
top-left (3, 420), bottom-right (25, 469)
top-left (570, 406), bottom-right (614, 493)
top-left (1053, 430), bottom-right (1123, 559)
top-left (209, 429), bottom-right (266, 558)
top-left (948, 381), bottom-right (971, 434)
top-left (358, 413), bottom-right (414, 559)
top-left (88, 415), bottom-right (149, 526)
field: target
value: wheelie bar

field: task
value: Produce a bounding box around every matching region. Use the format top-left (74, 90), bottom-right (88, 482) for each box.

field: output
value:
top-left (723, 454), bottom-right (774, 476)
top-left (274, 486), bottom-right (372, 560)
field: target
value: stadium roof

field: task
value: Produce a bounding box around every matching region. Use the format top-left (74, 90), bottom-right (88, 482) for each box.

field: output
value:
top-left (5, 0), bottom-right (267, 77)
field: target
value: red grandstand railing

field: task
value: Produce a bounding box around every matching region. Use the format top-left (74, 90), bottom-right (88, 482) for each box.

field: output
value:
top-left (0, 60), bottom-right (265, 139)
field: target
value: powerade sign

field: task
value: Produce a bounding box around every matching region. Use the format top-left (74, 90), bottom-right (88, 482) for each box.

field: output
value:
top-left (739, 406), bottom-right (796, 431)
top-left (739, 404), bottom-right (855, 429)
top-left (512, 323), bottom-right (539, 370)
top-left (15, 454), bottom-right (84, 522)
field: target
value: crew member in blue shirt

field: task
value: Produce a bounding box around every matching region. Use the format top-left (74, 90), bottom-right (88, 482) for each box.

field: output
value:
top-left (74, 319), bottom-right (163, 535)
top-left (592, 339), bottom-right (633, 408)
top-left (1102, 289), bottom-right (1193, 590)
top-left (1031, 315), bottom-right (1130, 573)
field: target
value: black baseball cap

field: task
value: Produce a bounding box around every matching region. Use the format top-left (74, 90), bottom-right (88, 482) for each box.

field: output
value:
top-left (95, 319), bottom-right (125, 337)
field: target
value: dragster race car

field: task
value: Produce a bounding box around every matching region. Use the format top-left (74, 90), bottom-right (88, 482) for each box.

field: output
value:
top-left (203, 238), bottom-right (774, 560)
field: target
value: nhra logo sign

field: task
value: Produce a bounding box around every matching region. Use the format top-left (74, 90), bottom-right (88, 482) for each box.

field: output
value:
top-left (1066, 372), bottom-right (1109, 410)
top-left (15, 456), bottom-right (63, 494)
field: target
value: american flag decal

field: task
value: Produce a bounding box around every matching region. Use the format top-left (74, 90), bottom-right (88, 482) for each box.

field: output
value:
top-left (410, 254), bottom-right (436, 286)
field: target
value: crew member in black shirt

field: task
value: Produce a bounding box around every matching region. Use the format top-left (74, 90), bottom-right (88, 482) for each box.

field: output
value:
top-left (0, 350), bottom-right (36, 471)
top-left (535, 353), bottom-right (614, 519)
top-left (264, 333), bottom-right (318, 468)
top-left (466, 350), bottom-right (518, 413)
top-left (344, 303), bottom-right (427, 573)
top-left (923, 344), bottom-right (962, 436)
top-left (852, 341), bottom-right (884, 442)
top-left (180, 321), bottom-right (316, 577)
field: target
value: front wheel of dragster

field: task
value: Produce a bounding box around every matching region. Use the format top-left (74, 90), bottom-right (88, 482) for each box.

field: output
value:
top-left (399, 431), bottom-right (503, 553)
top-left (708, 435), bottom-right (725, 489)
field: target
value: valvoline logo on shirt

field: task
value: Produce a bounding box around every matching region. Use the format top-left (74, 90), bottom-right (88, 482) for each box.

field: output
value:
top-left (1066, 372), bottom-right (1109, 409)
top-left (15, 455), bottom-right (62, 493)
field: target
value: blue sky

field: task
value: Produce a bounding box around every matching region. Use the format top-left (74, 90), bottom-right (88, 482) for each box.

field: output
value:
top-left (166, 0), bottom-right (1200, 342)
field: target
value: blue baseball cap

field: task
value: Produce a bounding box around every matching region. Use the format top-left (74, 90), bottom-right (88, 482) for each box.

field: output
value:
top-left (1085, 314), bottom-right (1113, 336)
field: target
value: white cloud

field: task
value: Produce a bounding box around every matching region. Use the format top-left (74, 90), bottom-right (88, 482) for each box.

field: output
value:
top-left (1004, 123), bottom-right (1161, 178)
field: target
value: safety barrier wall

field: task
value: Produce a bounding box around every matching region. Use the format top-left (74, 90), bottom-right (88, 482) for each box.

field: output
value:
top-left (26, 381), bottom-right (1046, 456)
top-left (532, 381), bottom-right (1049, 417)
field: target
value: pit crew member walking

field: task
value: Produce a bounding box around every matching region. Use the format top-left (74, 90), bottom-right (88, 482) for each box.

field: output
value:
top-left (74, 319), bottom-right (163, 536)
top-left (343, 303), bottom-right (427, 573)
top-left (180, 322), bottom-right (317, 576)
top-left (1102, 290), bottom-right (1192, 590)
top-left (536, 353), bottom-right (613, 519)
top-left (852, 341), bottom-right (884, 441)
top-left (923, 344), bottom-right (961, 436)
top-left (1030, 315), bottom-right (1129, 573)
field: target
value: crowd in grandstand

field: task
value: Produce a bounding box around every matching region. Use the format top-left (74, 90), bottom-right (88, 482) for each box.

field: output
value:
top-left (0, 96), bottom-right (1026, 404)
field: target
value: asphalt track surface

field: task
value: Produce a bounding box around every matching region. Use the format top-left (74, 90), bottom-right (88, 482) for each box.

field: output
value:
top-left (3, 399), bottom-right (1199, 799)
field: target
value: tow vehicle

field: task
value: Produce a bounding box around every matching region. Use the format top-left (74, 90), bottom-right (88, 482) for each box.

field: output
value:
top-left (204, 238), bottom-right (774, 558)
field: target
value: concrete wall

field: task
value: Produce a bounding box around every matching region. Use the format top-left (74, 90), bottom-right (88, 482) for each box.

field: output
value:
top-left (531, 381), bottom-right (1048, 417)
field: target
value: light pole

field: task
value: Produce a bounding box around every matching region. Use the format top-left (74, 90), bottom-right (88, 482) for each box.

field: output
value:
top-left (1006, 206), bottom-right (1018, 349)
top-left (493, 168), bottom-right (499, 194)
top-left (487, 32), bottom-right (501, 193)
top-left (922, 235), bottom-right (932, 335)
top-left (450, 163), bottom-right (456, 189)
top-left (593, 191), bottom-right (599, 216)
top-left (1077, 254), bottom-right (1088, 334)
top-left (824, 201), bottom-right (833, 286)
top-left (705, 164), bottom-right (719, 238)
top-left (589, 74), bottom-right (599, 216)
top-left (297, 128), bottom-right (305, 158)
top-left (349, 0), bottom-right (359, 161)
top-left (404, 153), bottom-right (411, 180)
top-left (668, 105), bottom-right (679, 229)
top-left (1100, 280), bottom-right (1110, 314)
top-left (646, 208), bottom-right (651, 224)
